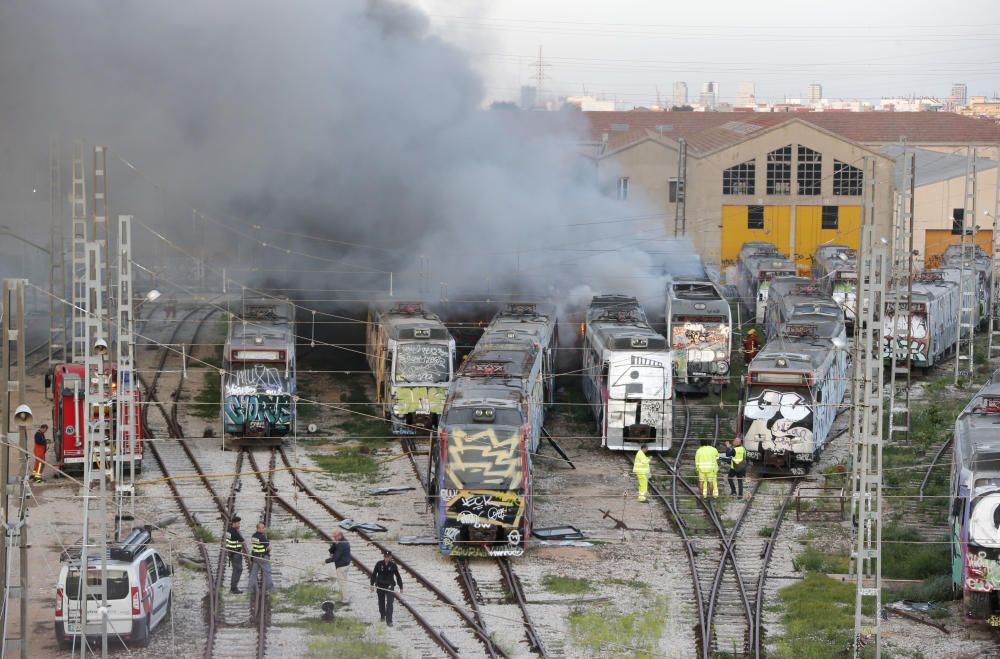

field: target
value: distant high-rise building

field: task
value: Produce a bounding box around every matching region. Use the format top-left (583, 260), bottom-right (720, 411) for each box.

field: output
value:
top-left (672, 81), bottom-right (688, 107)
top-left (808, 83), bottom-right (823, 104)
top-left (700, 81), bottom-right (719, 110)
top-left (736, 81), bottom-right (757, 108)
top-left (952, 82), bottom-right (968, 106)
top-left (520, 85), bottom-right (537, 110)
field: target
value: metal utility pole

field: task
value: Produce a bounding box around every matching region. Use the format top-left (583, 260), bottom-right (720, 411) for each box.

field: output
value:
top-left (71, 141), bottom-right (88, 363)
top-left (0, 279), bottom-right (30, 659)
top-left (888, 146), bottom-right (915, 444)
top-left (92, 146), bottom-right (112, 342)
top-left (532, 46), bottom-right (550, 109)
top-left (49, 140), bottom-right (68, 365)
top-left (114, 216), bottom-right (137, 540)
top-left (79, 241), bottom-right (110, 658)
top-left (850, 156), bottom-right (888, 658)
top-left (988, 143), bottom-right (1000, 360)
top-left (674, 138), bottom-right (688, 238)
top-left (955, 147), bottom-right (978, 386)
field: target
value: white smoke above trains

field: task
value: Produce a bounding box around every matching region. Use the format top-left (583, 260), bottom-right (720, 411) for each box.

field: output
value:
top-left (0, 1), bottom-right (700, 304)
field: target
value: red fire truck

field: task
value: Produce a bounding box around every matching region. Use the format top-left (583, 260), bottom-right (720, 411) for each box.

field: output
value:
top-left (46, 363), bottom-right (143, 471)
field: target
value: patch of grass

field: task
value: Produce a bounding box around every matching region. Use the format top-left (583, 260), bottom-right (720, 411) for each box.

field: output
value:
top-left (192, 370), bottom-right (221, 420)
top-left (884, 574), bottom-right (953, 604)
top-left (311, 449), bottom-right (380, 479)
top-left (771, 573), bottom-right (876, 659)
top-left (758, 526), bottom-right (774, 538)
top-left (793, 545), bottom-right (849, 574)
top-left (541, 575), bottom-right (593, 595)
top-left (605, 577), bottom-right (648, 590)
top-left (268, 526), bottom-right (318, 542)
top-left (192, 525), bottom-right (216, 544)
top-left (568, 596), bottom-right (669, 658)
top-left (881, 525), bottom-right (949, 580)
top-left (277, 581), bottom-right (334, 608)
top-left (336, 376), bottom-right (391, 447)
top-left (301, 617), bottom-right (398, 659)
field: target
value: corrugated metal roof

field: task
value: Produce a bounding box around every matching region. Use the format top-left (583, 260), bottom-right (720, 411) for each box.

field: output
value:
top-left (878, 144), bottom-right (997, 188)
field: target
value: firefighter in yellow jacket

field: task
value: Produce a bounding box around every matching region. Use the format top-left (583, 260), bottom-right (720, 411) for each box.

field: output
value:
top-left (632, 444), bottom-right (651, 503)
top-left (694, 439), bottom-right (720, 498)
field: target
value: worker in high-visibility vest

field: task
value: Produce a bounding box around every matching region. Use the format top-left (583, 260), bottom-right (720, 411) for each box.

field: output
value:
top-left (694, 439), bottom-right (720, 499)
top-left (632, 444), bottom-right (651, 503)
top-left (724, 437), bottom-right (748, 498)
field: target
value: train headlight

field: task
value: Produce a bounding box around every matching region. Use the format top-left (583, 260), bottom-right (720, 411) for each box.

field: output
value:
top-left (714, 350), bottom-right (727, 360)
top-left (715, 360), bottom-right (730, 375)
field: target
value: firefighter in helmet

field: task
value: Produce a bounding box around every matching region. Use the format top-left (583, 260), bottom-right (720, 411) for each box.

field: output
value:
top-left (743, 328), bottom-right (762, 364)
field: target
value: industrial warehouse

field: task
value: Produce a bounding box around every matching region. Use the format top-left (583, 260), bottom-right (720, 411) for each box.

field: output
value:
top-left (1, 3), bottom-right (1000, 659)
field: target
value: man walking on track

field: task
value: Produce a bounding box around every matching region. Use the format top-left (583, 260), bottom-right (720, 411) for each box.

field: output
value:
top-left (632, 444), bottom-right (651, 503)
top-left (32, 424), bottom-right (49, 482)
top-left (248, 522), bottom-right (274, 595)
top-left (225, 516), bottom-right (246, 594)
top-left (370, 550), bottom-right (403, 626)
top-left (325, 530), bottom-right (351, 604)
top-left (695, 439), bottom-right (720, 499)
top-left (724, 438), bottom-right (748, 498)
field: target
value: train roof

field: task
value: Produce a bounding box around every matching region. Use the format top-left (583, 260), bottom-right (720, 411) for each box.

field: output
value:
top-left (236, 299), bottom-right (293, 324)
top-left (767, 276), bottom-right (819, 299)
top-left (742, 252), bottom-right (797, 275)
top-left (887, 271), bottom-right (958, 302)
top-left (750, 338), bottom-right (834, 375)
top-left (942, 244), bottom-right (990, 265)
top-left (738, 241), bottom-right (783, 259)
top-left (955, 371), bottom-right (1000, 477)
top-left (779, 315), bottom-right (845, 340)
top-left (371, 302), bottom-right (451, 341)
top-left (814, 245), bottom-right (858, 273)
top-left (668, 278), bottom-right (723, 302)
top-left (227, 299), bottom-right (295, 352)
top-left (587, 296), bottom-right (667, 350)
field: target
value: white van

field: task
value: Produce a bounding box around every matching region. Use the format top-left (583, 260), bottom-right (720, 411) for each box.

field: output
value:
top-left (55, 527), bottom-right (173, 649)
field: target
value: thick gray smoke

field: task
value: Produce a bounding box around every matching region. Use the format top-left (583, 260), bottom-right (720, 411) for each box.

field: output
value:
top-left (0, 0), bottom-right (701, 315)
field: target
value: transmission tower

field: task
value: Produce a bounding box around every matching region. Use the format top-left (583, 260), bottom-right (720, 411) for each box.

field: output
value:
top-left (71, 141), bottom-right (88, 363)
top-left (887, 146), bottom-right (915, 444)
top-left (49, 140), bottom-right (68, 365)
top-left (0, 279), bottom-right (30, 659)
top-left (954, 147), bottom-right (978, 386)
top-left (531, 46), bottom-right (550, 109)
top-left (850, 156), bottom-right (888, 658)
top-left (92, 145), bottom-right (112, 342)
top-left (114, 216), bottom-right (138, 540)
top-left (674, 138), bottom-right (688, 238)
top-left (988, 143), bottom-right (1000, 360)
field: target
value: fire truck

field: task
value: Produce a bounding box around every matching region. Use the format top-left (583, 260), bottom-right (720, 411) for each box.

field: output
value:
top-left (46, 362), bottom-right (143, 472)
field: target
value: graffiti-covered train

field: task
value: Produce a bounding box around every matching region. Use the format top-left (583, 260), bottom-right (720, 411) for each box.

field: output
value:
top-left (664, 276), bottom-right (732, 395)
top-left (811, 244), bottom-right (858, 327)
top-left (950, 370), bottom-right (1000, 618)
top-left (366, 302), bottom-right (456, 434)
top-left (222, 299), bottom-right (296, 444)
top-left (763, 276), bottom-right (842, 343)
top-left (882, 271), bottom-right (960, 368)
top-left (941, 244), bottom-right (993, 328)
top-left (429, 303), bottom-right (558, 558)
top-left (735, 242), bottom-right (798, 324)
top-left (741, 314), bottom-right (848, 469)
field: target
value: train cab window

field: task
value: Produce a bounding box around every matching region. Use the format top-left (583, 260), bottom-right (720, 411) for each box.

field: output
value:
top-left (600, 362), bottom-right (609, 387)
top-left (952, 208), bottom-right (965, 234)
top-left (951, 497), bottom-right (964, 518)
top-left (747, 205), bottom-right (765, 230)
top-left (821, 206), bottom-right (839, 230)
top-left (815, 389), bottom-right (823, 404)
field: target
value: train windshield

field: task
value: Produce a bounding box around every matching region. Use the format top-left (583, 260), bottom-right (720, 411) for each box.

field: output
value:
top-left (608, 356), bottom-right (668, 399)
top-left (395, 343), bottom-right (450, 384)
top-left (443, 425), bottom-right (524, 490)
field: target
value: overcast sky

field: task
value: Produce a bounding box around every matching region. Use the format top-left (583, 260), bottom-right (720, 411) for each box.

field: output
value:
top-left (414, 0), bottom-right (1000, 107)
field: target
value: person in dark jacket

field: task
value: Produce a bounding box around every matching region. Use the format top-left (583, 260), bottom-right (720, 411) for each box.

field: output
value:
top-left (224, 516), bottom-right (246, 594)
top-left (370, 549), bottom-right (403, 626)
top-left (32, 424), bottom-right (49, 482)
top-left (325, 530), bottom-right (351, 603)
top-left (248, 522), bottom-right (274, 594)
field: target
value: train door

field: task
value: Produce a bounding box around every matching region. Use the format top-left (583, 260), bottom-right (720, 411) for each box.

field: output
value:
top-left (794, 206), bottom-right (861, 273)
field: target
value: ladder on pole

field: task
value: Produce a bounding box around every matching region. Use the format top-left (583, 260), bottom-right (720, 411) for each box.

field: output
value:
top-left (887, 147), bottom-right (915, 444)
top-left (988, 143), bottom-right (1000, 360)
top-left (71, 141), bottom-right (88, 363)
top-left (49, 140), bottom-right (68, 365)
top-left (851, 156), bottom-right (887, 658)
top-left (115, 216), bottom-right (138, 540)
top-left (954, 147), bottom-right (978, 386)
top-left (674, 138), bottom-right (687, 238)
top-left (92, 145), bottom-right (112, 343)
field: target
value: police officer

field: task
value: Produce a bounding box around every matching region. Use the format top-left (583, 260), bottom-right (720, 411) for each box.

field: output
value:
top-left (248, 522), bottom-right (274, 594)
top-left (370, 549), bottom-right (403, 626)
top-left (724, 437), bottom-right (748, 498)
top-left (225, 516), bottom-right (246, 594)
top-left (632, 444), bottom-right (651, 503)
top-left (694, 439), bottom-right (720, 499)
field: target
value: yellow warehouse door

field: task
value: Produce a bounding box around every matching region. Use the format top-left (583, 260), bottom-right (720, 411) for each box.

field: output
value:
top-left (721, 205), bottom-right (791, 265)
top-left (794, 206), bottom-right (861, 272)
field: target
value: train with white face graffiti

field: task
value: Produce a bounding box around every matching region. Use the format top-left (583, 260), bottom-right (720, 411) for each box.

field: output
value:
top-left (664, 276), bottom-right (732, 394)
top-left (429, 302), bottom-right (558, 558)
top-left (222, 299), bottom-right (297, 444)
top-left (583, 295), bottom-right (672, 451)
top-left (741, 316), bottom-right (848, 469)
top-left (811, 244), bottom-right (858, 326)
top-left (735, 242), bottom-right (798, 324)
top-left (941, 243), bottom-right (993, 328)
top-left (763, 276), bottom-right (844, 343)
top-left (950, 369), bottom-right (1000, 618)
top-left (366, 302), bottom-right (456, 434)
top-left (882, 271), bottom-right (960, 368)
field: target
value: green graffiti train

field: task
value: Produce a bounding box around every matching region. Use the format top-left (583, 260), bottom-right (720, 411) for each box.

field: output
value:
top-left (951, 370), bottom-right (1000, 619)
top-left (366, 302), bottom-right (457, 435)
